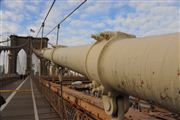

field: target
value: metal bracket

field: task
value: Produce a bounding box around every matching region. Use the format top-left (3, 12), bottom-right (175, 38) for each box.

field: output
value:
top-left (102, 94), bottom-right (129, 120)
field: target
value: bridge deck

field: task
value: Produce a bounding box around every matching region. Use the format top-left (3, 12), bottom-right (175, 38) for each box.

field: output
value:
top-left (1, 76), bottom-right (179, 120)
top-left (0, 77), bottom-right (60, 120)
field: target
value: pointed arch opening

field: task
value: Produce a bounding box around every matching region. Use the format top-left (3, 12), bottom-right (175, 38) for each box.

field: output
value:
top-left (16, 49), bottom-right (27, 74)
top-left (0, 51), bottom-right (5, 74)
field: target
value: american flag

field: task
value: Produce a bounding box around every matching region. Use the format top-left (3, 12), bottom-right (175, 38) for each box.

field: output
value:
top-left (30, 29), bottom-right (35, 33)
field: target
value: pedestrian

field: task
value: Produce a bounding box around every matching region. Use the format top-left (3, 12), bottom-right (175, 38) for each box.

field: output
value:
top-left (0, 95), bottom-right (6, 107)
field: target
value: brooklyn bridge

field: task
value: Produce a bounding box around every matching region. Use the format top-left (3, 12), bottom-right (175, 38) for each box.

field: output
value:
top-left (0, 0), bottom-right (179, 120)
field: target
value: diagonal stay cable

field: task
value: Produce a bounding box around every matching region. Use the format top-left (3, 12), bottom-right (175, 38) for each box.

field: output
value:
top-left (45, 0), bottom-right (87, 37)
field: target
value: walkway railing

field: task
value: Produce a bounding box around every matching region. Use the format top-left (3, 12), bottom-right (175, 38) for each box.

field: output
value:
top-left (34, 76), bottom-right (110, 120)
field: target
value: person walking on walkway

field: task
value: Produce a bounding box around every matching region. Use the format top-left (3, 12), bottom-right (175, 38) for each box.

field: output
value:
top-left (0, 95), bottom-right (6, 107)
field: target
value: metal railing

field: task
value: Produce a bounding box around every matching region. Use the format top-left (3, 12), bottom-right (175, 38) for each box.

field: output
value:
top-left (34, 76), bottom-right (109, 120)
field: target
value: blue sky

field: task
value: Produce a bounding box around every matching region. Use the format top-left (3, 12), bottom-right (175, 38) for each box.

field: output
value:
top-left (1, 0), bottom-right (179, 46)
top-left (0, 0), bottom-right (179, 73)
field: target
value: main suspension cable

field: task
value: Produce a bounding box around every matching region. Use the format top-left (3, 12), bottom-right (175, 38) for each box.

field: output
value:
top-left (45, 0), bottom-right (87, 37)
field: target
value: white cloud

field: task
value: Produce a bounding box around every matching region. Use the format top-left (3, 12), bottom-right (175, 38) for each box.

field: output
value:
top-left (3, 0), bottom-right (25, 10)
top-left (1, 0), bottom-right (44, 36)
top-left (62, 38), bottom-right (89, 46)
top-left (2, 21), bottom-right (20, 34)
top-left (2, 10), bottom-right (23, 23)
top-left (1, 0), bottom-right (179, 44)
top-left (98, 1), bottom-right (180, 37)
top-left (47, 1), bottom-right (179, 44)
top-left (84, 2), bottom-right (108, 14)
top-left (3, 0), bottom-right (41, 13)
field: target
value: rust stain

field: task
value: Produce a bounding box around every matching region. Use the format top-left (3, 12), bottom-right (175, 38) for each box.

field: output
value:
top-left (122, 81), bottom-right (125, 86)
top-left (177, 69), bottom-right (180, 76)
top-left (160, 89), bottom-right (169, 101)
top-left (140, 80), bottom-right (144, 87)
top-left (160, 93), bottom-right (166, 100)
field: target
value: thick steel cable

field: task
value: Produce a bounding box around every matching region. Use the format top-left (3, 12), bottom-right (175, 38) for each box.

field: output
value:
top-left (43, 0), bottom-right (56, 23)
top-left (33, 0), bottom-right (56, 52)
top-left (45, 0), bottom-right (87, 37)
top-left (36, 26), bottom-right (42, 37)
top-left (36, 0), bottom-right (56, 37)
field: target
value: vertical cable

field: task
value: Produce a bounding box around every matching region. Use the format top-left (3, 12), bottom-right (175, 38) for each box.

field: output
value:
top-left (45, 0), bottom-right (87, 37)
top-left (3, 49), bottom-right (5, 74)
top-left (56, 24), bottom-right (60, 45)
top-left (41, 22), bottom-right (45, 49)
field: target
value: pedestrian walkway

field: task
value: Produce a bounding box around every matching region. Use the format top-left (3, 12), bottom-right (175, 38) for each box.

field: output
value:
top-left (0, 77), bottom-right (60, 120)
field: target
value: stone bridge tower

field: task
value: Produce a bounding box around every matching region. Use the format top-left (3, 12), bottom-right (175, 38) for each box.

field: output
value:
top-left (8, 35), bottom-right (49, 75)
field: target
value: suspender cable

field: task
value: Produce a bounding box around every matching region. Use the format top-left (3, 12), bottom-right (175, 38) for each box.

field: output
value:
top-left (40, 22), bottom-right (44, 49)
top-left (36, 26), bottom-right (42, 37)
top-left (36, 0), bottom-right (56, 37)
top-left (45, 0), bottom-right (87, 37)
top-left (56, 24), bottom-right (60, 45)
